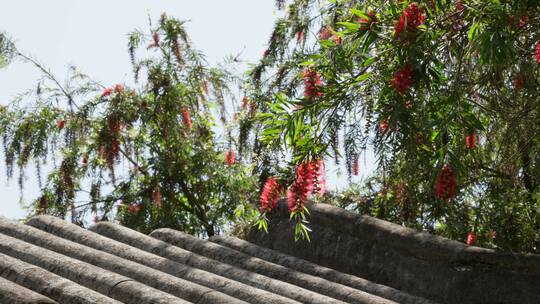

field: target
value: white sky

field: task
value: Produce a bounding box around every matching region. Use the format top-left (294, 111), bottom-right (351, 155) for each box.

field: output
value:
top-left (0, 1), bottom-right (373, 220)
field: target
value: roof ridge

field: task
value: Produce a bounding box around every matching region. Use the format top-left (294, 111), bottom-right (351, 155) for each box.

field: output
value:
top-left (270, 200), bottom-right (540, 272)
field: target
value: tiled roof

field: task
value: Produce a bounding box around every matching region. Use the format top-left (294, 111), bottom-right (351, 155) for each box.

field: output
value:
top-left (0, 215), bottom-right (434, 304)
top-left (247, 201), bottom-right (540, 304)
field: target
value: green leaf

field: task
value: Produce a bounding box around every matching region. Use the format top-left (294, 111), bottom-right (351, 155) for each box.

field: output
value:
top-left (336, 22), bottom-right (360, 31)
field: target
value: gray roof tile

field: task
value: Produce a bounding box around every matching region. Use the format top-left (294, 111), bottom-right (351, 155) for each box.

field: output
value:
top-left (0, 214), bottom-right (433, 303)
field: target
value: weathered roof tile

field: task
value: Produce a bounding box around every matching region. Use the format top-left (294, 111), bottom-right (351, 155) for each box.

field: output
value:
top-left (0, 213), bottom-right (435, 304)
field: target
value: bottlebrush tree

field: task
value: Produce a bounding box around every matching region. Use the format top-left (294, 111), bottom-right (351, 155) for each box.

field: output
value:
top-left (244, 0), bottom-right (540, 252)
top-left (0, 15), bottom-right (258, 236)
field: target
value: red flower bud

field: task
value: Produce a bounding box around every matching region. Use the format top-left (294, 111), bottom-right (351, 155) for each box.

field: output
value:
top-left (390, 64), bottom-right (414, 95)
top-left (260, 177), bottom-right (284, 212)
top-left (114, 84), bottom-right (124, 93)
top-left (101, 88), bottom-right (113, 97)
top-left (394, 3), bottom-right (426, 39)
top-left (182, 109), bottom-right (192, 129)
top-left (56, 119), bottom-right (65, 130)
top-left (535, 41), bottom-right (540, 63)
top-left (128, 204), bottom-right (141, 214)
top-left (465, 130), bottom-right (477, 149)
top-left (379, 119), bottom-right (389, 133)
top-left (225, 149), bottom-right (236, 165)
top-left (466, 232), bottom-right (476, 245)
top-left (435, 165), bottom-right (457, 200)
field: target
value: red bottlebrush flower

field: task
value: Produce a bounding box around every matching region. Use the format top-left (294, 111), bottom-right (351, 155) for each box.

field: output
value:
top-left (303, 68), bottom-right (324, 98)
top-left (465, 130), bottom-right (477, 149)
top-left (352, 155), bottom-right (360, 176)
top-left (225, 149), bottom-right (236, 165)
top-left (107, 137), bottom-right (120, 167)
top-left (379, 119), bottom-right (389, 133)
top-left (466, 232), bottom-right (476, 245)
top-left (287, 184), bottom-right (300, 212)
top-left (332, 35), bottom-right (342, 45)
top-left (56, 119), bottom-right (65, 130)
top-left (394, 2), bottom-right (426, 39)
top-left (153, 186), bottom-right (162, 208)
top-left (114, 84), bottom-right (124, 93)
top-left (435, 165), bottom-right (457, 200)
top-left (313, 159), bottom-right (326, 195)
top-left (128, 204), bottom-right (141, 214)
top-left (296, 31), bottom-right (305, 44)
top-left (358, 10), bottom-right (377, 30)
top-left (535, 41), bottom-right (540, 63)
top-left (288, 161), bottom-right (317, 212)
top-left (514, 75), bottom-right (523, 91)
top-left (182, 109), bottom-right (192, 129)
top-left (390, 64), bottom-right (414, 95)
top-left (455, 0), bottom-right (464, 11)
top-left (318, 26), bottom-right (333, 40)
top-left (101, 87), bottom-right (113, 97)
top-left (518, 15), bottom-right (528, 28)
top-left (260, 177), bottom-right (283, 212)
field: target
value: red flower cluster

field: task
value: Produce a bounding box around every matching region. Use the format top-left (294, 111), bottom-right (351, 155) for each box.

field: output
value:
top-left (535, 41), bottom-right (540, 63)
top-left (318, 26), bottom-right (333, 40)
top-left (518, 15), bottom-right (528, 28)
top-left (465, 131), bottom-right (477, 149)
top-left (358, 10), bottom-right (377, 30)
top-left (303, 68), bottom-right (324, 98)
top-left (114, 84), bottom-right (124, 93)
top-left (101, 88), bottom-right (113, 97)
top-left (182, 109), bottom-right (192, 129)
top-left (514, 75), bottom-right (523, 91)
top-left (435, 165), bottom-right (457, 200)
top-left (56, 119), bottom-right (65, 130)
top-left (455, 0), bottom-right (465, 11)
top-left (260, 177), bottom-right (284, 212)
top-left (394, 2), bottom-right (426, 39)
top-left (379, 119), bottom-right (389, 133)
top-left (101, 84), bottom-right (123, 98)
top-left (313, 160), bottom-right (326, 195)
top-left (390, 64), bottom-right (414, 95)
top-left (296, 30), bottom-right (305, 44)
top-left (466, 232), bottom-right (476, 245)
top-left (128, 204), bottom-right (141, 214)
top-left (225, 149), bottom-right (236, 165)
top-left (352, 155), bottom-right (360, 176)
top-left (287, 160), bottom-right (326, 212)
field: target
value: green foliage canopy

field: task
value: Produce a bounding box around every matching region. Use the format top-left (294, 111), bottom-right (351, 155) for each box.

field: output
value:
top-left (244, 0), bottom-right (540, 252)
top-left (0, 15), bottom-right (258, 236)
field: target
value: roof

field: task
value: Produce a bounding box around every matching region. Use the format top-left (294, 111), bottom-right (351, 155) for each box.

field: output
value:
top-left (247, 201), bottom-right (540, 304)
top-left (0, 214), bottom-right (435, 304)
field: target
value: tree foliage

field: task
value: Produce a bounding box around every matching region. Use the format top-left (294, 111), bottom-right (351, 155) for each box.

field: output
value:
top-left (0, 15), bottom-right (258, 236)
top-left (244, 0), bottom-right (540, 252)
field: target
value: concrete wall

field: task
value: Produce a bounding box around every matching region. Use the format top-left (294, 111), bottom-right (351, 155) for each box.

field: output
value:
top-left (248, 201), bottom-right (540, 304)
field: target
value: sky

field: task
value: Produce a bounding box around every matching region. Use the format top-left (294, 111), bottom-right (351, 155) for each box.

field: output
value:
top-left (0, 1), bottom-right (374, 220)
